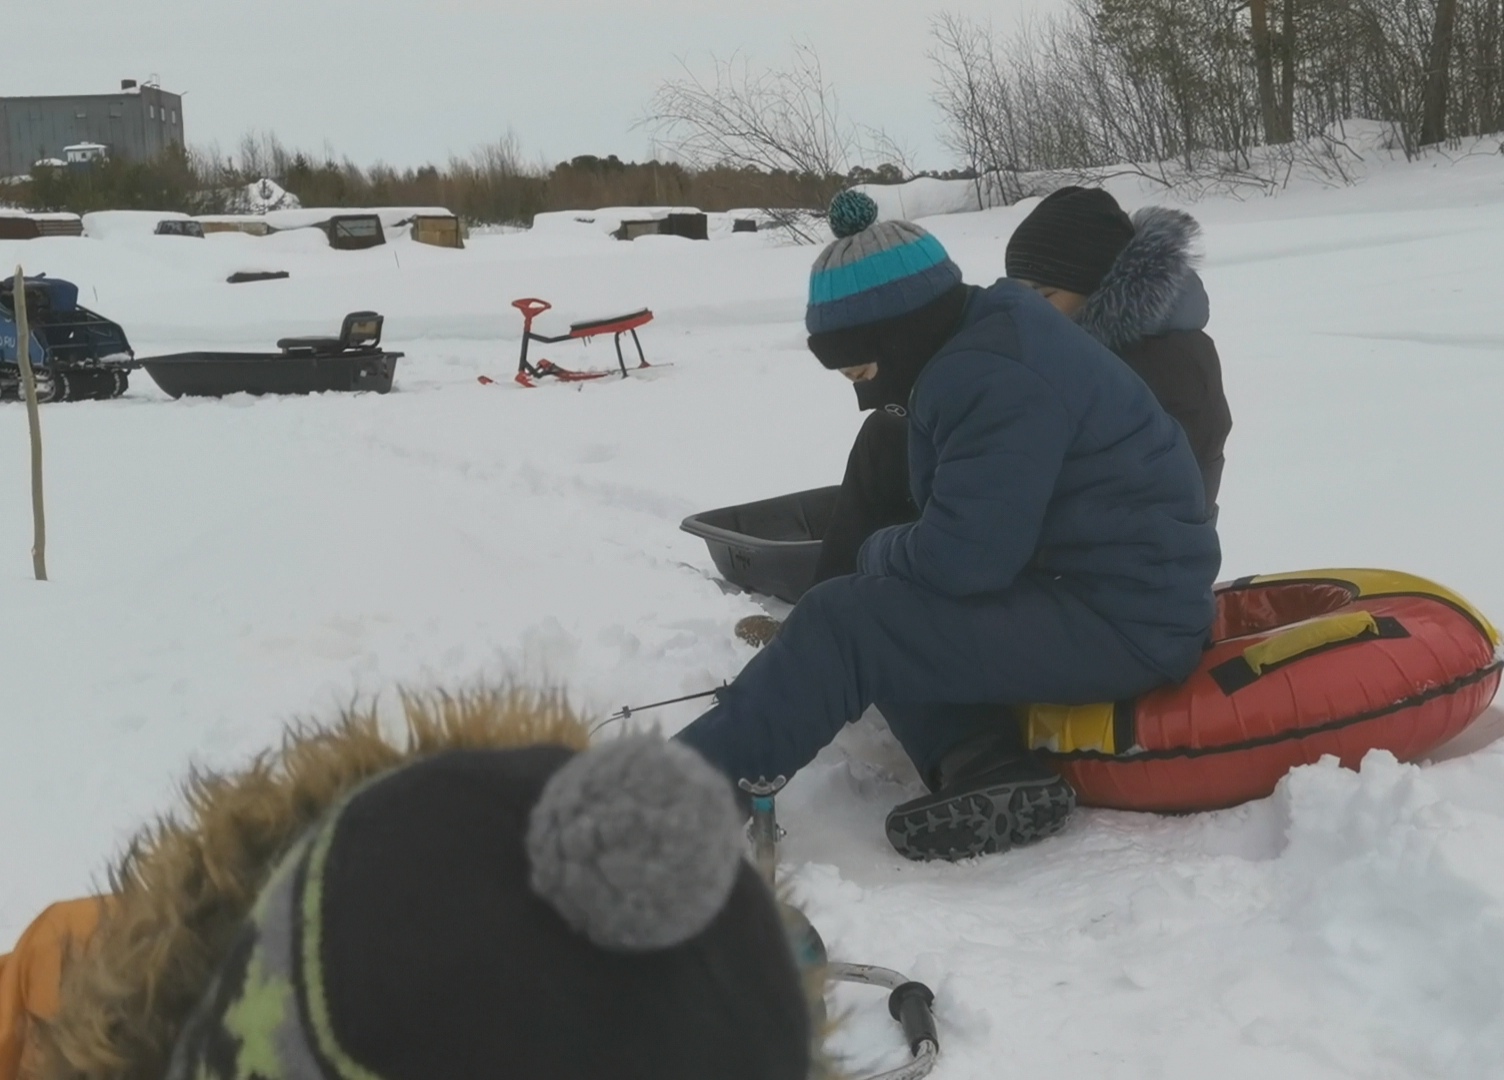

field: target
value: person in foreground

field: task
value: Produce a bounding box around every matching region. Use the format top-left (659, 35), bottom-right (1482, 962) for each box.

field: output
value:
top-left (1, 690), bottom-right (821, 1080)
top-left (679, 191), bottom-right (1222, 862)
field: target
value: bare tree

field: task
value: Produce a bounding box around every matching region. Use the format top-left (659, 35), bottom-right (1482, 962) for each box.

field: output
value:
top-left (929, 13), bottom-right (1031, 205)
top-left (1422, 0), bottom-right (1461, 142)
top-left (1279, 0), bottom-right (1298, 141)
top-left (928, 0), bottom-right (1504, 199)
top-left (928, 0), bottom-right (1381, 196)
top-left (643, 42), bottom-right (906, 208)
top-left (1250, 0), bottom-right (1286, 141)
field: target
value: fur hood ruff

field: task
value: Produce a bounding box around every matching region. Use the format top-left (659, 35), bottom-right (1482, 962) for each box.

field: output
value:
top-left (35, 689), bottom-right (589, 1080)
top-left (1076, 206), bottom-right (1209, 351)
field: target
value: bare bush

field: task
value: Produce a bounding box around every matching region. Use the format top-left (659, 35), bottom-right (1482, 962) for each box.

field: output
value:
top-left (930, 0), bottom-right (1504, 197)
top-left (644, 42), bottom-right (910, 214)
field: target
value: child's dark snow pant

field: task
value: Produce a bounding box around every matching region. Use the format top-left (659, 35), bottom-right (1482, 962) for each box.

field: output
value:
top-left (675, 569), bottom-right (1168, 788)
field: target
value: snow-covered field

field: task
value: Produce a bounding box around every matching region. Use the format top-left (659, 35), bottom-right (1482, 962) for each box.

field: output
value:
top-left (4, 145), bottom-right (1504, 1078)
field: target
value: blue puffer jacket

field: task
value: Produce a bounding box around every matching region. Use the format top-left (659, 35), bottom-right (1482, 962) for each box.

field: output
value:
top-left (858, 279), bottom-right (1220, 678)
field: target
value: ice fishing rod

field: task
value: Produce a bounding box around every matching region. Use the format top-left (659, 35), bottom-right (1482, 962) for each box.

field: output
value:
top-left (744, 778), bottom-right (940, 1080)
top-left (590, 683), bottom-right (726, 734)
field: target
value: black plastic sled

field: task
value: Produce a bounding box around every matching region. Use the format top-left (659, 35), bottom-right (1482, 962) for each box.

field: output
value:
top-left (680, 486), bottom-right (838, 604)
top-left (139, 311), bottom-right (402, 398)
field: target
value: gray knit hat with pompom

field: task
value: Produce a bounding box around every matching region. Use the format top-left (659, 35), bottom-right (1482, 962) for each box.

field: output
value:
top-left (807, 188), bottom-right (962, 336)
top-left (166, 736), bottom-right (811, 1080)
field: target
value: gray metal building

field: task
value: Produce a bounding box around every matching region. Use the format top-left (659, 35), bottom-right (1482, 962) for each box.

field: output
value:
top-left (0, 80), bottom-right (185, 177)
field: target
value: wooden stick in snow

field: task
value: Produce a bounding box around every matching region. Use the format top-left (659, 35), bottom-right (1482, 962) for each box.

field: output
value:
top-left (13, 268), bottom-right (47, 581)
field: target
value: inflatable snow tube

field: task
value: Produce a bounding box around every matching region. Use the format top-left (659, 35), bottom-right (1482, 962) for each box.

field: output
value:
top-left (1025, 569), bottom-right (1502, 813)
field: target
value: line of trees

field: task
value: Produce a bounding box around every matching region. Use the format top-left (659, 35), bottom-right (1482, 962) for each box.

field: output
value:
top-left (11, 8), bottom-right (1501, 225)
top-left (7, 44), bottom-right (914, 228)
top-left (929, 0), bottom-right (1504, 195)
top-left (10, 129), bottom-right (876, 226)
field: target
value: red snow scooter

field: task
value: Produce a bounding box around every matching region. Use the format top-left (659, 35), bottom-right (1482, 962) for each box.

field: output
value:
top-left (479, 297), bottom-right (654, 388)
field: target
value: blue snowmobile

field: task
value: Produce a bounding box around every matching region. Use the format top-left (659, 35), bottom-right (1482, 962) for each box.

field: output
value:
top-left (0, 276), bottom-right (136, 401)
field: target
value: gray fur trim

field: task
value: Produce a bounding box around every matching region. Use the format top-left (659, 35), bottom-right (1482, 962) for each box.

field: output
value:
top-left (526, 734), bottom-right (744, 952)
top-left (1076, 206), bottom-right (1202, 351)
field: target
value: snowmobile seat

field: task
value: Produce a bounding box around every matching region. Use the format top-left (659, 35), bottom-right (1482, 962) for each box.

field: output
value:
top-left (278, 312), bottom-right (384, 356)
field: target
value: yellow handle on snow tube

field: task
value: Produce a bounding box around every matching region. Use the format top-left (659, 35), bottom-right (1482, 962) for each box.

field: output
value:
top-left (1026, 612), bottom-right (1389, 753)
top-left (1241, 611), bottom-right (1379, 675)
top-left (1023, 568), bottom-right (1495, 757)
top-left (1025, 701), bottom-right (1117, 755)
top-left (1210, 610), bottom-right (1401, 695)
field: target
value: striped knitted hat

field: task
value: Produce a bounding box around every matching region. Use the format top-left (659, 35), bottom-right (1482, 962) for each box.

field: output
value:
top-left (806, 190), bottom-right (963, 340)
top-left (1005, 187), bottom-right (1136, 296)
top-left (164, 738), bottom-right (812, 1080)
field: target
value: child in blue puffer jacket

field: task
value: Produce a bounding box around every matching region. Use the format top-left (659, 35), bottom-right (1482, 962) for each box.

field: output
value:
top-left (678, 192), bottom-right (1221, 862)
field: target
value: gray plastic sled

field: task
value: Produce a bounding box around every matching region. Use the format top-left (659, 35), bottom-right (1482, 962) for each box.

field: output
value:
top-left (680, 485), bottom-right (838, 604)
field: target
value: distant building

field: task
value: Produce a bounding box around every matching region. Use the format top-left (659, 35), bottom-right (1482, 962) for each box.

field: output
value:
top-left (0, 80), bottom-right (184, 177)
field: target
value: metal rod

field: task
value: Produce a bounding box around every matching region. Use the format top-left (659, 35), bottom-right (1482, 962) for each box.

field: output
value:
top-left (589, 684), bottom-right (724, 735)
top-left (828, 962), bottom-right (911, 990)
top-left (829, 964), bottom-right (940, 1080)
top-left (749, 788), bottom-right (939, 1080)
top-left (739, 776), bottom-right (787, 886)
top-left (854, 1043), bottom-right (939, 1080)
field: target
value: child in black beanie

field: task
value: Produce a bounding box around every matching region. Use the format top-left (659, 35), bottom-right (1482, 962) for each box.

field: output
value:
top-left (1006, 187), bottom-right (1231, 520)
top-left (25, 692), bottom-right (821, 1080)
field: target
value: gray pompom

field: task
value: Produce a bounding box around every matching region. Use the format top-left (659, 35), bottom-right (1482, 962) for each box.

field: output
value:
top-left (526, 735), bottom-right (745, 952)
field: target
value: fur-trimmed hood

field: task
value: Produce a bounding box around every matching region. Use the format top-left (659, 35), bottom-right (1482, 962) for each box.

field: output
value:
top-left (33, 690), bottom-right (591, 1080)
top-left (1076, 206), bottom-right (1208, 352)
top-left (32, 690), bottom-right (834, 1080)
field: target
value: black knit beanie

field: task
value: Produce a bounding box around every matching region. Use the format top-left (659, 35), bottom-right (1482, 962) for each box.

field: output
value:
top-left (165, 738), bottom-right (812, 1080)
top-left (1005, 187), bottom-right (1136, 296)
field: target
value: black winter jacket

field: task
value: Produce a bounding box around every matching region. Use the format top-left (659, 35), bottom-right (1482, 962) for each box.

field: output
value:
top-left (1076, 207), bottom-right (1232, 516)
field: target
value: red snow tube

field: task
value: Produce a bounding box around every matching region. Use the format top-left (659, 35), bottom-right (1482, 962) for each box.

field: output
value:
top-left (1025, 569), bottom-right (1502, 812)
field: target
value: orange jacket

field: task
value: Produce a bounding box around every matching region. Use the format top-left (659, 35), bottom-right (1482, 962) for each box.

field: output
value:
top-left (0, 899), bottom-right (105, 1080)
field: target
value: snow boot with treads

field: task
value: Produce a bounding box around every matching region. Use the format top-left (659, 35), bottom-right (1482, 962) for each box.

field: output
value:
top-left (885, 742), bottom-right (1076, 862)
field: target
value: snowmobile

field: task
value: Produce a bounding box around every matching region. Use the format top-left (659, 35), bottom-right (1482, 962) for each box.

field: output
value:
top-left (0, 276), bottom-right (136, 402)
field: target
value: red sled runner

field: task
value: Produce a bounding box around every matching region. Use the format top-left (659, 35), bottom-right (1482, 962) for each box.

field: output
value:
top-left (479, 298), bottom-right (654, 388)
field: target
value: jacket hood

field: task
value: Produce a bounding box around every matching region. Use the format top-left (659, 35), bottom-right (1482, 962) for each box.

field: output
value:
top-left (34, 688), bottom-right (591, 1080)
top-left (1076, 207), bottom-right (1208, 351)
top-left (33, 690), bottom-right (836, 1080)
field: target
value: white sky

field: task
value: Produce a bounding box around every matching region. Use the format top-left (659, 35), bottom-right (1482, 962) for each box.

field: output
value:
top-left (10, 0), bottom-right (1052, 172)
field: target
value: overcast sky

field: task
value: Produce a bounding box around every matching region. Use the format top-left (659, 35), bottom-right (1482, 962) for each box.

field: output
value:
top-left (10, 0), bottom-right (1049, 172)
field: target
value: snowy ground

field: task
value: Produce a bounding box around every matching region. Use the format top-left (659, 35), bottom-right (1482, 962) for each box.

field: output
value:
top-left (4, 145), bottom-right (1504, 1078)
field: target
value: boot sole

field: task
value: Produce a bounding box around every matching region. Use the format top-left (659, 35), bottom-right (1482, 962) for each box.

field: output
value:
top-left (885, 775), bottom-right (1076, 862)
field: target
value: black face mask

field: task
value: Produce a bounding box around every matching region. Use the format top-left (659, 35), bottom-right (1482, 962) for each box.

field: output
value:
top-left (809, 284), bottom-right (972, 412)
top-left (853, 360), bottom-right (920, 411)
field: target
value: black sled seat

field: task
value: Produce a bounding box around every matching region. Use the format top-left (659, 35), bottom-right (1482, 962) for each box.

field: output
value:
top-left (137, 311), bottom-right (403, 398)
top-left (680, 486), bottom-right (840, 604)
top-left (277, 311), bottom-right (385, 356)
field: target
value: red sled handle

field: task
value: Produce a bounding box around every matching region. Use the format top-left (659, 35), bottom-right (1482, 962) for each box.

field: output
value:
top-left (512, 297), bottom-right (552, 332)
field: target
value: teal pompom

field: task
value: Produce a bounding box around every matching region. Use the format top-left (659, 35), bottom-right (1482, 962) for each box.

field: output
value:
top-left (827, 189), bottom-right (879, 238)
